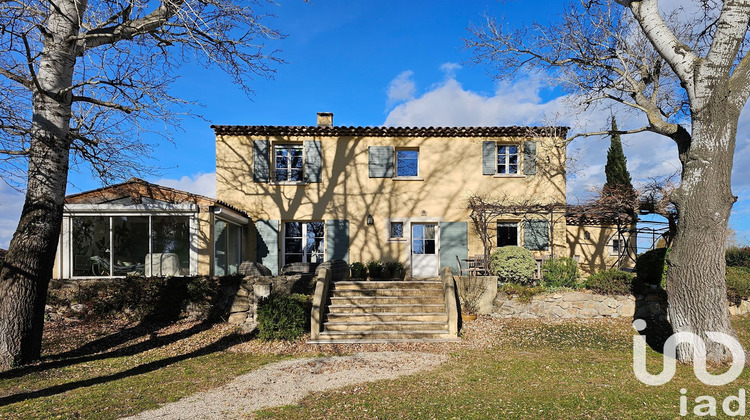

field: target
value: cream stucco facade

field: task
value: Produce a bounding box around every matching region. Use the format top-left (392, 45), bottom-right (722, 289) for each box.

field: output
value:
top-left (214, 115), bottom-right (582, 277)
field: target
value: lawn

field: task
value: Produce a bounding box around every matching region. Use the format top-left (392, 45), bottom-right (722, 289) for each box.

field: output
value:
top-left (256, 316), bottom-right (750, 420)
top-left (0, 319), bottom-right (290, 419)
top-left (1, 315), bottom-right (749, 419)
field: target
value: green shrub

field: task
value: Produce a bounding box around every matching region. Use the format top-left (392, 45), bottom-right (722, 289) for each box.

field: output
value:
top-left (366, 260), bottom-right (384, 280)
top-left (498, 283), bottom-right (546, 303)
top-left (726, 247), bottom-right (750, 268)
top-left (541, 257), bottom-right (579, 288)
top-left (489, 246), bottom-right (537, 286)
top-left (256, 293), bottom-right (311, 341)
top-left (350, 262), bottom-right (367, 279)
top-left (726, 266), bottom-right (750, 305)
top-left (585, 269), bottom-right (634, 295)
top-left (383, 260), bottom-right (405, 280)
top-left (636, 248), bottom-right (669, 287)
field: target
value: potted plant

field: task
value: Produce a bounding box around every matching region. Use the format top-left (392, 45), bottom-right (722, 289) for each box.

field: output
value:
top-left (383, 260), bottom-right (405, 280)
top-left (350, 262), bottom-right (367, 280)
top-left (458, 275), bottom-right (485, 321)
top-left (366, 260), bottom-right (383, 281)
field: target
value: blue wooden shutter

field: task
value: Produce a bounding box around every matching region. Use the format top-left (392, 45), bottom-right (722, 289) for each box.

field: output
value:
top-left (440, 222), bottom-right (468, 273)
top-left (482, 141), bottom-right (496, 175)
top-left (253, 140), bottom-right (270, 183)
top-left (326, 220), bottom-right (349, 262)
top-left (523, 140), bottom-right (537, 175)
top-left (304, 140), bottom-right (322, 183)
top-left (523, 219), bottom-right (549, 251)
top-left (368, 146), bottom-right (394, 178)
top-left (256, 219), bottom-right (279, 274)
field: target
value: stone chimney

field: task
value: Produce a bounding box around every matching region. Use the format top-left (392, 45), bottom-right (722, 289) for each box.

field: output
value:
top-left (316, 112), bottom-right (333, 127)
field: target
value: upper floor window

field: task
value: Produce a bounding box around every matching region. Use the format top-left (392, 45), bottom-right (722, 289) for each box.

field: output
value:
top-left (497, 145), bottom-right (519, 175)
top-left (396, 149), bottom-right (419, 177)
top-left (274, 144), bottom-right (303, 182)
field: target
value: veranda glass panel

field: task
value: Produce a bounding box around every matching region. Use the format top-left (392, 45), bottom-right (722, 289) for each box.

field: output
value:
top-left (214, 220), bottom-right (227, 276)
top-left (113, 216), bottom-right (149, 276)
top-left (72, 216), bottom-right (110, 276)
top-left (226, 223), bottom-right (241, 275)
top-left (153, 216), bottom-right (190, 272)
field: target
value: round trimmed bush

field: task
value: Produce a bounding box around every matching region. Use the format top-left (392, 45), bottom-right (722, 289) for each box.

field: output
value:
top-left (256, 293), bottom-right (311, 341)
top-left (541, 257), bottom-right (579, 288)
top-left (585, 269), bottom-right (634, 295)
top-left (489, 246), bottom-right (537, 286)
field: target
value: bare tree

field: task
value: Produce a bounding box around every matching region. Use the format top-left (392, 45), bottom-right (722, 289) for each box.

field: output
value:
top-left (0, 0), bottom-right (283, 369)
top-left (469, 0), bottom-right (750, 362)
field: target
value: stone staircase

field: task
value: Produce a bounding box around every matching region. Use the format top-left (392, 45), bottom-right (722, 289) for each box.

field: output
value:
top-left (308, 279), bottom-right (459, 344)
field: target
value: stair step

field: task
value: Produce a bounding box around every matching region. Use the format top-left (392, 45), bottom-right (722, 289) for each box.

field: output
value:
top-left (331, 288), bottom-right (443, 297)
top-left (324, 321), bottom-right (448, 332)
top-left (333, 280), bottom-right (442, 290)
top-left (327, 304), bottom-right (446, 314)
top-left (315, 330), bottom-right (456, 341)
top-left (330, 296), bottom-right (444, 305)
top-left (325, 312), bottom-right (448, 322)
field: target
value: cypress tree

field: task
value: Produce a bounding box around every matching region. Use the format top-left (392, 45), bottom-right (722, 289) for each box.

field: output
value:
top-left (603, 117), bottom-right (634, 195)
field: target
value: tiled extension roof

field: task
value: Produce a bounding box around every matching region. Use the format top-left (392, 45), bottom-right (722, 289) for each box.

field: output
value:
top-left (211, 125), bottom-right (569, 138)
top-left (65, 177), bottom-right (247, 216)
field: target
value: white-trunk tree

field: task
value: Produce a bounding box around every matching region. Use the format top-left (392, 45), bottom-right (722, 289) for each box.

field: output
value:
top-left (0, 0), bottom-right (282, 369)
top-left (469, 0), bottom-right (750, 363)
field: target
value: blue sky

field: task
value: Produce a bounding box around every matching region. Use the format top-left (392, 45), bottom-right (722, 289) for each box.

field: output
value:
top-left (1, 0), bottom-right (749, 248)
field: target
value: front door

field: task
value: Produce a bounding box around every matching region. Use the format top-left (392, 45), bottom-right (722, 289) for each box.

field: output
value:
top-left (411, 223), bottom-right (439, 278)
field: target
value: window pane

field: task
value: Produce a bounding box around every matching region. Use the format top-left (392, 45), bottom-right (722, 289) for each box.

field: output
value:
top-left (285, 254), bottom-right (303, 264)
top-left (412, 224), bottom-right (423, 239)
top-left (214, 220), bottom-right (227, 276)
top-left (508, 146), bottom-right (518, 154)
top-left (290, 169), bottom-right (303, 181)
top-left (285, 238), bottom-right (303, 253)
top-left (309, 221), bottom-right (325, 237)
top-left (72, 216), bottom-right (110, 277)
top-left (153, 216), bottom-right (190, 272)
top-left (113, 216), bottom-right (149, 276)
top-left (424, 239), bottom-right (436, 254)
top-left (424, 225), bottom-right (436, 240)
top-left (396, 150), bottom-right (419, 177)
top-left (285, 222), bottom-right (302, 238)
top-left (390, 222), bottom-right (403, 238)
top-left (497, 224), bottom-right (518, 247)
top-left (413, 239), bottom-right (425, 255)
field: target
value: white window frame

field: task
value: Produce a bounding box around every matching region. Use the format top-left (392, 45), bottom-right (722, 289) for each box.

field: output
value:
top-left (496, 144), bottom-right (520, 175)
top-left (388, 220), bottom-right (406, 242)
top-left (395, 148), bottom-right (420, 179)
top-left (610, 237), bottom-right (623, 256)
top-left (282, 221), bottom-right (325, 265)
top-left (273, 143), bottom-right (304, 183)
top-left (496, 221), bottom-right (520, 247)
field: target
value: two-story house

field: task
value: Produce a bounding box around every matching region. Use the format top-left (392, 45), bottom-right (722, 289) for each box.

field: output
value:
top-left (214, 112), bottom-right (580, 278)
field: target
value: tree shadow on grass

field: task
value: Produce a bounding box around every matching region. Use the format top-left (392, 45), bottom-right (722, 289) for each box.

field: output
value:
top-left (0, 325), bottom-right (253, 407)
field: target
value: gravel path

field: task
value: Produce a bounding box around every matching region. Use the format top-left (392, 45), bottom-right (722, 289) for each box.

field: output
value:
top-left (121, 351), bottom-right (447, 420)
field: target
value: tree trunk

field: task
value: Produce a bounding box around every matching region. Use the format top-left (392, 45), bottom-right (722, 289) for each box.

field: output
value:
top-left (666, 97), bottom-right (741, 364)
top-left (0, 1), bottom-right (82, 369)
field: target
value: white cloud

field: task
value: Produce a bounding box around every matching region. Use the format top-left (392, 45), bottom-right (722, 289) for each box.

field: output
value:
top-left (440, 62), bottom-right (462, 79)
top-left (153, 172), bottom-right (217, 198)
top-left (386, 70), bottom-right (417, 109)
top-left (0, 183), bottom-right (24, 249)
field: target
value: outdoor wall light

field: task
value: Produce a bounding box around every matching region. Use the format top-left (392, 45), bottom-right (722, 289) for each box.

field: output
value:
top-left (366, 214), bottom-right (374, 226)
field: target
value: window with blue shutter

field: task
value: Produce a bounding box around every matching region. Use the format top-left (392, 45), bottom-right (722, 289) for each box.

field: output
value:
top-left (256, 220), bottom-right (279, 274)
top-left (253, 140), bottom-right (270, 183)
top-left (326, 220), bottom-right (349, 262)
top-left (368, 146), bottom-right (394, 178)
top-left (440, 222), bottom-right (469, 273)
top-left (304, 140), bottom-right (322, 183)
top-left (523, 141), bottom-right (537, 175)
top-left (523, 219), bottom-right (549, 251)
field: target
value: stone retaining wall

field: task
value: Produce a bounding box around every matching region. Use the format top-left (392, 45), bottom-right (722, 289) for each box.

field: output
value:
top-left (492, 289), bottom-right (750, 320)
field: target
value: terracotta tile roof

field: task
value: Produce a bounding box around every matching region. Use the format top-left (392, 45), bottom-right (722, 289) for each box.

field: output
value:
top-left (211, 125), bottom-right (569, 138)
top-left (65, 178), bottom-right (247, 216)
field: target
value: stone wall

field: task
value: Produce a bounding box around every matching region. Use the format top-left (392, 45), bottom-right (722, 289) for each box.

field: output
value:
top-left (491, 289), bottom-right (750, 320)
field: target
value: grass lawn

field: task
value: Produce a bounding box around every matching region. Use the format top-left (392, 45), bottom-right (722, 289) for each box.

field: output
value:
top-left (0, 319), bottom-right (290, 419)
top-left (256, 316), bottom-right (750, 419)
